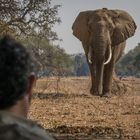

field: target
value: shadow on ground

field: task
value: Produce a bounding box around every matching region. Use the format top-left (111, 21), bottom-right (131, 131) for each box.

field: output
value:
top-left (33, 92), bottom-right (91, 100)
top-left (47, 125), bottom-right (123, 140)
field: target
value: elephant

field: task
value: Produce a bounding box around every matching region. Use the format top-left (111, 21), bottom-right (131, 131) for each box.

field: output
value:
top-left (72, 8), bottom-right (137, 97)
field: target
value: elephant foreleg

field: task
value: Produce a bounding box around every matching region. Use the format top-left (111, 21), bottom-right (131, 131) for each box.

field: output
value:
top-left (86, 54), bottom-right (96, 95)
top-left (103, 48), bottom-right (116, 97)
top-left (82, 42), bottom-right (96, 95)
top-left (103, 62), bottom-right (115, 96)
top-left (89, 64), bottom-right (96, 95)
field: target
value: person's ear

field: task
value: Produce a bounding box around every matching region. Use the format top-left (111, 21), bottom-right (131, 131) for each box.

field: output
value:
top-left (26, 73), bottom-right (36, 96)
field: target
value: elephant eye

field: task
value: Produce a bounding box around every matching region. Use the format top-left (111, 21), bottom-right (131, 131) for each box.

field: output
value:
top-left (94, 14), bottom-right (101, 21)
top-left (109, 25), bottom-right (111, 29)
top-left (108, 24), bottom-right (113, 29)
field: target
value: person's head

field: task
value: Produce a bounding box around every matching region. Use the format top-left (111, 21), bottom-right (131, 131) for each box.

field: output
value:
top-left (0, 35), bottom-right (35, 117)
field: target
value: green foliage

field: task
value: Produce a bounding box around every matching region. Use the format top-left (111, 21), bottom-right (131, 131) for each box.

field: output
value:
top-left (71, 53), bottom-right (89, 76)
top-left (19, 36), bottom-right (73, 76)
top-left (116, 43), bottom-right (140, 77)
top-left (0, 0), bottom-right (61, 40)
top-left (0, 1), bottom-right (90, 77)
top-left (134, 54), bottom-right (140, 69)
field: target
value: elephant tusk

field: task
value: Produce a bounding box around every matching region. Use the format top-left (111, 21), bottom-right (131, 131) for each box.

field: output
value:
top-left (88, 58), bottom-right (92, 64)
top-left (104, 44), bottom-right (112, 65)
top-left (88, 46), bottom-right (93, 64)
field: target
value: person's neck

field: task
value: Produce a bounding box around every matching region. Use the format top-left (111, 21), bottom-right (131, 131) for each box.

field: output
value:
top-left (5, 97), bottom-right (29, 118)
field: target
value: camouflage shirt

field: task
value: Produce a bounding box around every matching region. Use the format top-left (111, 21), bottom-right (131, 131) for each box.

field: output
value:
top-left (0, 111), bottom-right (55, 140)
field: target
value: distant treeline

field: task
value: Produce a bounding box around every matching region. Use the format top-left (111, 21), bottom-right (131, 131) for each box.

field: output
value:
top-left (71, 43), bottom-right (140, 77)
top-left (19, 37), bottom-right (89, 77)
top-left (115, 43), bottom-right (140, 77)
top-left (23, 36), bottom-right (139, 78)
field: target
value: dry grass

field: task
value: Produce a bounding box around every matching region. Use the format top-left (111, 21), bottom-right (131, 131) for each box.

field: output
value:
top-left (29, 76), bottom-right (140, 139)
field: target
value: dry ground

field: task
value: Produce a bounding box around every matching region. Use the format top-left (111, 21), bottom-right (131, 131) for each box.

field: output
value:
top-left (29, 76), bottom-right (140, 140)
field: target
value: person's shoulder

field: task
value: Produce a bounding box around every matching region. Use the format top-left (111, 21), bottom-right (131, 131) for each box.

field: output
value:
top-left (0, 111), bottom-right (55, 140)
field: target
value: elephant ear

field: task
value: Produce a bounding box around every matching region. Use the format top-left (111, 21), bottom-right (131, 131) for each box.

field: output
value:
top-left (72, 11), bottom-right (91, 43)
top-left (110, 10), bottom-right (137, 46)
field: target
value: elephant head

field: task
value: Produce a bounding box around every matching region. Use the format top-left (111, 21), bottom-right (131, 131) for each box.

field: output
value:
top-left (72, 8), bottom-right (136, 96)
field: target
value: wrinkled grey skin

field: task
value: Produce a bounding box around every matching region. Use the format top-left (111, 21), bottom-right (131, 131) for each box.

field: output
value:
top-left (72, 8), bottom-right (137, 96)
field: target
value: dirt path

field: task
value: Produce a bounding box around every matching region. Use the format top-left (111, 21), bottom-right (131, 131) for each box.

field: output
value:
top-left (29, 77), bottom-right (140, 139)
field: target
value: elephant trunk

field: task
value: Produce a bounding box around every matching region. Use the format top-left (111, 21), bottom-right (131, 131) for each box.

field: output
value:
top-left (93, 44), bottom-right (105, 95)
top-left (95, 58), bottom-right (104, 95)
top-left (88, 35), bottom-right (112, 95)
top-left (94, 40), bottom-right (109, 95)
